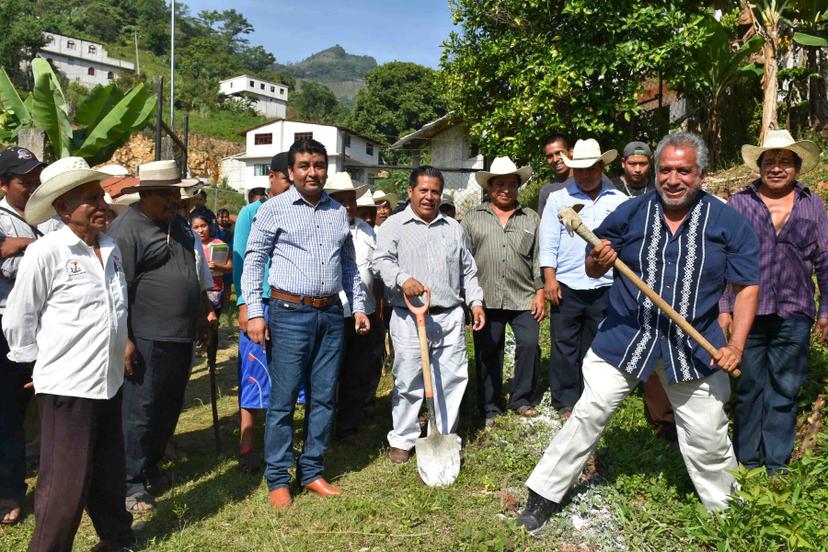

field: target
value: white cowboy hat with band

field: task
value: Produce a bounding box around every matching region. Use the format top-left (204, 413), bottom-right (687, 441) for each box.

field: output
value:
top-left (26, 157), bottom-right (109, 225)
top-left (372, 190), bottom-right (397, 209)
top-left (741, 129), bottom-right (821, 175)
top-left (120, 160), bottom-right (199, 194)
top-left (324, 172), bottom-right (368, 198)
top-left (356, 192), bottom-right (376, 208)
top-left (475, 156), bottom-right (533, 187)
top-left (562, 139), bottom-right (618, 169)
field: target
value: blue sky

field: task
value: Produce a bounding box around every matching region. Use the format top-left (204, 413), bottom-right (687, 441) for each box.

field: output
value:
top-left (181, 0), bottom-right (456, 68)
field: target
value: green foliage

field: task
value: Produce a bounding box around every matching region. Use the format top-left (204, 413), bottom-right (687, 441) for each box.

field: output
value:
top-left (0, 0), bottom-right (45, 88)
top-left (441, 1), bottom-right (712, 167)
top-left (345, 62), bottom-right (446, 147)
top-left (289, 81), bottom-right (345, 124)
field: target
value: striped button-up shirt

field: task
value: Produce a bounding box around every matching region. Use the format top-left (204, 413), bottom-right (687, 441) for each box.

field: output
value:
top-left (241, 186), bottom-right (364, 320)
top-left (373, 205), bottom-right (484, 309)
top-left (462, 202), bottom-right (542, 311)
top-left (720, 179), bottom-right (828, 321)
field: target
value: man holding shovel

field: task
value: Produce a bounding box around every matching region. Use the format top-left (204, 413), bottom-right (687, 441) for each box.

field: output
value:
top-left (373, 166), bottom-right (485, 466)
top-left (516, 133), bottom-right (760, 531)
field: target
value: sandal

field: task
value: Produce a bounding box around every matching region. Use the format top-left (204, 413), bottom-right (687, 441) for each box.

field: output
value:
top-left (0, 499), bottom-right (22, 525)
top-left (125, 492), bottom-right (155, 513)
top-left (238, 449), bottom-right (262, 473)
top-left (516, 406), bottom-right (539, 418)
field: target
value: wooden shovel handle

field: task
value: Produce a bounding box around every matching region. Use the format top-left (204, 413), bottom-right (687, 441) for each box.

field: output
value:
top-left (404, 289), bottom-right (437, 400)
top-left (568, 216), bottom-right (741, 378)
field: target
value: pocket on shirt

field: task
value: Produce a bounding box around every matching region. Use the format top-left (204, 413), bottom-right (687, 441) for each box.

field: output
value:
top-left (780, 218), bottom-right (817, 252)
top-left (515, 230), bottom-right (535, 258)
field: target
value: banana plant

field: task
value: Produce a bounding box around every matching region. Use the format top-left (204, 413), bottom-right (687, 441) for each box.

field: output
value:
top-left (0, 57), bottom-right (156, 164)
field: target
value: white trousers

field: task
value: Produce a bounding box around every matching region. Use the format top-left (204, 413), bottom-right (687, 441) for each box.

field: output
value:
top-left (387, 306), bottom-right (468, 451)
top-left (527, 349), bottom-right (737, 511)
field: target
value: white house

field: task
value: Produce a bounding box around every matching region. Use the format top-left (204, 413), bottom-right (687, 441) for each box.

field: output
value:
top-left (38, 32), bottom-right (134, 87)
top-left (219, 75), bottom-right (289, 118)
top-left (220, 119), bottom-right (383, 192)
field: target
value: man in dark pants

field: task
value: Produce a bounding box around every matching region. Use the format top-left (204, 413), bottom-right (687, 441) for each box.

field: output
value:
top-left (538, 139), bottom-right (627, 416)
top-left (109, 160), bottom-right (214, 513)
top-left (463, 156), bottom-right (545, 425)
top-left (4, 156), bottom-right (134, 551)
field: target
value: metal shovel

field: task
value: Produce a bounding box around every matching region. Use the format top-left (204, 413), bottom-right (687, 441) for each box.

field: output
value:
top-left (404, 288), bottom-right (461, 487)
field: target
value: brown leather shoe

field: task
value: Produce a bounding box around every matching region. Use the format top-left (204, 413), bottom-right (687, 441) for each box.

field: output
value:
top-left (304, 478), bottom-right (342, 496)
top-left (268, 487), bottom-right (292, 509)
top-left (389, 447), bottom-right (410, 464)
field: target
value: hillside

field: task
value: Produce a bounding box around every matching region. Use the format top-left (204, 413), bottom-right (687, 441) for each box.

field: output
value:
top-left (276, 45), bottom-right (377, 106)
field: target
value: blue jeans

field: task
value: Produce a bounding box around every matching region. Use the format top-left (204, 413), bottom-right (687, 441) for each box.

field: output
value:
top-left (0, 320), bottom-right (33, 503)
top-left (264, 300), bottom-right (344, 489)
top-left (734, 315), bottom-right (811, 473)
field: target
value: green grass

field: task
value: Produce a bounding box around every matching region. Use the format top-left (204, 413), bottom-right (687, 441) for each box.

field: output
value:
top-left (2, 320), bottom-right (826, 551)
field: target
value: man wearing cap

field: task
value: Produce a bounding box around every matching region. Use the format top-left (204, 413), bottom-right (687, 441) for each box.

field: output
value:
top-left (3, 157), bottom-right (134, 551)
top-left (232, 152), bottom-right (292, 472)
top-left (463, 157), bottom-right (545, 426)
top-left (539, 139), bottom-right (627, 417)
top-left (537, 134), bottom-right (572, 217)
top-left (0, 146), bottom-right (63, 525)
top-left (373, 190), bottom-right (397, 227)
top-left (373, 165), bottom-right (485, 465)
top-left (324, 173), bottom-right (382, 444)
top-left (720, 130), bottom-right (828, 473)
top-left (242, 139), bottom-right (369, 508)
top-left (108, 160), bottom-right (215, 512)
top-left (517, 132), bottom-right (760, 531)
top-left (611, 141), bottom-right (655, 197)
top-left (439, 194), bottom-right (457, 219)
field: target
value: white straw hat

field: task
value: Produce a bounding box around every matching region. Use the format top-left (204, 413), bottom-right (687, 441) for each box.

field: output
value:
top-left (741, 129), bottom-right (821, 175)
top-left (372, 190), bottom-right (397, 208)
top-left (324, 172), bottom-right (367, 198)
top-left (121, 160), bottom-right (199, 193)
top-left (356, 192), bottom-right (377, 208)
top-left (26, 157), bottom-right (109, 224)
top-left (474, 156), bottom-right (533, 187)
top-left (561, 139), bottom-right (618, 169)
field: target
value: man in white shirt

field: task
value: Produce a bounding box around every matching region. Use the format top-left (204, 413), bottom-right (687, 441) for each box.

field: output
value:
top-left (325, 173), bottom-right (383, 444)
top-left (3, 157), bottom-right (134, 551)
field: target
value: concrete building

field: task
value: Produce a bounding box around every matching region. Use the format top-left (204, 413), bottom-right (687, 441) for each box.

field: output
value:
top-left (219, 75), bottom-right (289, 118)
top-left (39, 32), bottom-right (134, 87)
top-left (220, 119), bottom-right (383, 192)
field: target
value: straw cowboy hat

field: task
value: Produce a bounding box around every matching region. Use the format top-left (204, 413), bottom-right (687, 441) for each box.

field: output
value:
top-left (562, 139), bottom-right (618, 169)
top-left (372, 190), bottom-right (397, 209)
top-left (120, 160), bottom-right (199, 194)
top-left (26, 157), bottom-right (109, 225)
top-left (474, 156), bottom-right (533, 187)
top-left (104, 192), bottom-right (139, 216)
top-left (741, 129), bottom-right (821, 175)
top-left (324, 172), bottom-right (368, 198)
top-left (356, 192), bottom-right (377, 208)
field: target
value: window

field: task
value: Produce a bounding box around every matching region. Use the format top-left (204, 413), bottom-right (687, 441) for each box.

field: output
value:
top-left (45, 35), bottom-right (54, 44)
top-left (229, 82), bottom-right (233, 88)
top-left (253, 164), bottom-right (269, 176)
top-left (254, 133), bottom-right (273, 145)
top-left (249, 80), bottom-right (254, 87)
top-left (344, 134), bottom-right (351, 147)
top-left (294, 132), bottom-right (313, 142)
top-left (366, 143), bottom-right (374, 156)
top-left (270, 86), bottom-right (275, 93)
top-left (280, 88), bottom-right (285, 95)
top-left (260, 83), bottom-right (265, 90)
top-left (46, 58), bottom-right (53, 65)
top-left (88, 45), bottom-right (97, 54)
top-left (107, 71), bottom-right (114, 80)
top-left (87, 67), bottom-right (95, 76)
top-left (67, 40), bottom-right (76, 49)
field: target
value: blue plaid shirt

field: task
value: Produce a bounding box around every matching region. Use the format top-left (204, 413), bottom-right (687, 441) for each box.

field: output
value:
top-left (241, 186), bottom-right (364, 319)
top-left (590, 190), bottom-right (759, 384)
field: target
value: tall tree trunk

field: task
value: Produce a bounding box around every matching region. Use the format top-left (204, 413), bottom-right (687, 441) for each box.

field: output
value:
top-left (760, 39), bottom-right (779, 143)
top-left (808, 48), bottom-right (828, 130)
top-left (708, 99), bottom-right (721, 168)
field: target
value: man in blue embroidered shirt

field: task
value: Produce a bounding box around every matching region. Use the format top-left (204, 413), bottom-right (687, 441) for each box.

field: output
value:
top-left (539, 139), bottom-right (627, 417)
top-left (517, 133), bottom-right (760, 531)
top-left (242, 139), bottom-right (369, 509)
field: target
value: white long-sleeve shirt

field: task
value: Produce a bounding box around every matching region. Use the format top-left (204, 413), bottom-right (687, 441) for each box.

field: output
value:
top-left (3, 225), bottom-right (128, 400)
top-left (339, 218), bottom-right (376, 317)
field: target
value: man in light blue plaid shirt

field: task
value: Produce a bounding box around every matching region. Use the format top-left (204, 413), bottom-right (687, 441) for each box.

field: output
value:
top-left (242, 139), bottom-right (369, 509)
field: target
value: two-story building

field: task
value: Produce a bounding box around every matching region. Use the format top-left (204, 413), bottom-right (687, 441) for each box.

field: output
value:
top-left (219, 75), bottom-right (289, 118)
top-left (220, 119), bottom-right (383, 192)
top-left (38, 32), bottom-right (134, 87)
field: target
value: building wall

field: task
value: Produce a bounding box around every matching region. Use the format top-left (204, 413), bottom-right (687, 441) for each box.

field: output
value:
top-left (219, 75), bottom-right (289, 102)
top-left (253, 97), bottom-right (287, 118)
top-left (39, 53), bottom-right (127, 87)
top-left (344, 133), bottom-right (379, 166)
top-left (38, 32), bottom-right (133, 87)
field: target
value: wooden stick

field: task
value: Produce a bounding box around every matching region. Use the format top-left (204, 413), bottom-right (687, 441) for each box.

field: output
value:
top-left (558, 206), bottom-right (740, 378)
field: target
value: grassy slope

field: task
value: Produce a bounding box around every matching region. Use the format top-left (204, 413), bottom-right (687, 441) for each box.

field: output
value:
top-left (3, 313), bottom-right (825, 551)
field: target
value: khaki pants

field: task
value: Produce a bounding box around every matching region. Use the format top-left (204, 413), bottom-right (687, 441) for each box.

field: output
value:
top-left (527, 349), bottom-right (737, 511)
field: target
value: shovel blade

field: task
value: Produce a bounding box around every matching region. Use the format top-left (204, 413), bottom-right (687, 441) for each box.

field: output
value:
top-left (415, 433), bottom-right (461, 487)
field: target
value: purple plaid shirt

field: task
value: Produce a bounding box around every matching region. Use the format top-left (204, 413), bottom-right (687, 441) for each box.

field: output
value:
top-left (719, 179), bottom-right (828, 321)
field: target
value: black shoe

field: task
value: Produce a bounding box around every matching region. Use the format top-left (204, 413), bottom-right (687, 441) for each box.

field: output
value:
top-left (515, 489), bottom-right (561, 532)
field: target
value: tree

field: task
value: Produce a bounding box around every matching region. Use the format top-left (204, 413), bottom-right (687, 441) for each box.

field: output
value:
top-left (345, 62), bottom-right (445, 147)
top-left (789, 0), bottom-right (828, 129)
top-left (441, 1), bottom-right (710, 167)
top-left (0, 0), bottom-right (45, 88)
top-left (290, 81), bottom-right (344, 124)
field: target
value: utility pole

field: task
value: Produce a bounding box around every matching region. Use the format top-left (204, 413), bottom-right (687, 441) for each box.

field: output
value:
top-left (133, 28), bottom-right (140, 75)
top-left (170, 0), bottom-right (175, 130)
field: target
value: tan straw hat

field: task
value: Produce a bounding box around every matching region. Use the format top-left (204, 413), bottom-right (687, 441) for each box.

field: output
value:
top-left (26, 157), bottom-right (109, 224)
top-left (324, 172), bottom-right (368, 198)
top-left (474, 156), bottom-right (533, 187)
top-left (121, 160), bottom-right (199, 194)
top-left (741, 129), bottom-right (821, 175)
top-left (562, 139), bottom-right (618, 169)
top-left (372, 190), bottom-right (397, 209)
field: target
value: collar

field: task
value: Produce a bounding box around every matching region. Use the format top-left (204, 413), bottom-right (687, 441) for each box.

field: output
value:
top-left (477, 201), bottom-right (525, 216)
top-left (287, 185), bottom-right (331, 207)
top-left (53, 224), bottom-right (114, 248)
top-left (748, 178), bottom-right (809, 198)
top-left (564, 176), bottom-right (616, 199)
top-left (400, 204), bottom-right (447, 226)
